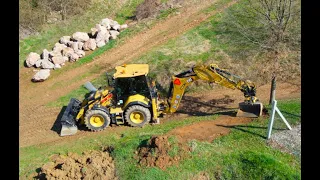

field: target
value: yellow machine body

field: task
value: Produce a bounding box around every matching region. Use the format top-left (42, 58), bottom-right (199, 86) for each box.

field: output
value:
top-left (60, 63), bottom-right (263, 137)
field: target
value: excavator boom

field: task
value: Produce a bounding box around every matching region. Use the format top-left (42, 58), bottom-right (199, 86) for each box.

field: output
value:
top-left (164, 64), bottom-right (263, 117)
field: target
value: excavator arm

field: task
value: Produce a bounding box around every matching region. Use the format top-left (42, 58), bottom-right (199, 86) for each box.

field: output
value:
top-left (164, 64), bottom-right (263, 117)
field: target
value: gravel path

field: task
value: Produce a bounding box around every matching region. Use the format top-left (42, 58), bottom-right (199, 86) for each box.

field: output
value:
top-left (267, 124), bottom-right (301, 162)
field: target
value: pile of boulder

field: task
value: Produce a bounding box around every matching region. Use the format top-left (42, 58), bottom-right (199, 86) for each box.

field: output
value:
top-left (25, 18), bottom-right (128, 82)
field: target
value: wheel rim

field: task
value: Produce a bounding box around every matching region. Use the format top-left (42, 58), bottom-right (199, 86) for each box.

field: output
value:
top-left (130, 111), bottom-right (144, 124)
top-left (89, 115), bottom-right (105, 127)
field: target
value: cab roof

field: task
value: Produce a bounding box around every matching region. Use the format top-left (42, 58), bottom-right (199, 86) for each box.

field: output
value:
top-left (113, 64), bottom-right (149, 78)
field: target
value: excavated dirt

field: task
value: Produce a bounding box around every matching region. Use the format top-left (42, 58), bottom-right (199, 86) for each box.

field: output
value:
top-left (35, 150), bottom-right (117, 180)
top-left (136, 135), bottom-right (190, 170)
top-left (168, 116), bottom-right (253, 143)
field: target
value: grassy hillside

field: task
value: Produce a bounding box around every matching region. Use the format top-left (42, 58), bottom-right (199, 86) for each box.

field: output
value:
top-left (132, 0), bottom-right (300, 90)
top-left (20, 98), bottom-right (301, 179)
top-left (48, 0), bottom-right (300, 108)
top-left (19, 0), bottom-right (145, 67)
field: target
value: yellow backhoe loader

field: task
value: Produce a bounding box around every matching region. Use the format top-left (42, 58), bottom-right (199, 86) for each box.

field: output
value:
top-left (60, 63), bottom-right (263, 136)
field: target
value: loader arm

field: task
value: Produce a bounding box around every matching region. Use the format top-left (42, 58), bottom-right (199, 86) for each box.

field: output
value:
top-left (164, 64), bottom-right (262, 117)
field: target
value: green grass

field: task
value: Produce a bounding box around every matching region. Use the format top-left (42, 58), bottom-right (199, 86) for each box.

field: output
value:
top-left (158, 8), bottom-right (178, 20)
top-left (19, 0), bottom-right (145, 67)
top-left (20, 98), bottom-right (301, 179)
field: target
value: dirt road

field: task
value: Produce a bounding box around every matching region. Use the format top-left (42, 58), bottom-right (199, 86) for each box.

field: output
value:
top-left (19, 0), bottom-right (300, 148)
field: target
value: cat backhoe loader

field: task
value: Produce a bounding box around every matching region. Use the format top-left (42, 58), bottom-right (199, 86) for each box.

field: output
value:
top-left (60, 63), bottom-right (263, 136)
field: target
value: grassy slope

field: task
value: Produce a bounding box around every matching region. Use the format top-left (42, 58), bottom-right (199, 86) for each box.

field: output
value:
top-left (19, 0), bottom-right (145, 67)
top-left (20, 98), bottom-right (301, 179)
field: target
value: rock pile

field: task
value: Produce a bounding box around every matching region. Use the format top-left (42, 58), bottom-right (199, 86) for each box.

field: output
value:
top-left (26, 18), bottom-right (128, 82)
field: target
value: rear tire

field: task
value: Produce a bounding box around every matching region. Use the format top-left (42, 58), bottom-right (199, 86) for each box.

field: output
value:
top-left (125, 105), bottom-right (151, 127)
top-left (84, 110), bottom-right (110, 131)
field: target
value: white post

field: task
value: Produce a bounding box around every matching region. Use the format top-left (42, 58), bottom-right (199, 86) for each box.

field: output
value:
top-left (266, 100), bottom-right (292, 139)
top-left (267, 100), bottom-right (277, 139)
top-left (275, 107), bottom-right (292, 130)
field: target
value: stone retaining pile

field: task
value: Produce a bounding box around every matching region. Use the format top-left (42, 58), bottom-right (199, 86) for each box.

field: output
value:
top-left (25, 18), bottom-right (128, 82)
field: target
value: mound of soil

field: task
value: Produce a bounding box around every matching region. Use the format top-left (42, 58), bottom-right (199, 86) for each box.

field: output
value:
top-left (36, 150), bottom-right (118, 180)
top-left (137, 135), bottom-right (190, 169)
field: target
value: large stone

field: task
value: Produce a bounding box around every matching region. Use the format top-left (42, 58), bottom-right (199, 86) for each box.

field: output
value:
top-left (41, 59), bottom-right (55, 69)
top-left (35, 60), bottom-right (43, 68)
top-left (110, 20), bottom-right (119, 27)
top-left (41, 49), bottom-right (50, 60)
top-left (51, 56), bottom-right (68, 65)
top-left (49, 50), bottom-right (62, 58)
top-left (75, 50), bottom-right (85, 57)
top-left (54, 64), bottom-right (61, 70)
top-left (32, 69), bottom-right (50, 82)
top-left (96, 41), bottom-right (106, 48)
top-left (111, 24), bottom-right (120, 31)
top-left (69, 41), bottom-right (79, 51)
top-left (95, 27), bottom-right (110, 44)
top-left (78, 42), bottom-right (84, 50)
top-left (83, 39), bottom-right (96, 51)
top-left (120, 24), bottom-right (128, 31)
top-left (53, 43), bottom-right (67, 52)
top-left (69, 53), bottom-right (80, 62)
top-left (26, 52), bottom-right (40, 67)
top-left (72, 32), bottom-right (90, 42)
top-left (95, 24), bottom-right (103, 31)
top-left (59, 36), bottom-right (71, 45)
top-left (100, 18), bottom-right (112, 29)
top-left (62, 47), bottom-right (75, 57)
top-left (109, 30), bottom-right (120, 40)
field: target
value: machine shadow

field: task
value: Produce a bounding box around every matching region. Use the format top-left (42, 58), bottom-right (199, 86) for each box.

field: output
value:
top-left (51, 106), bottom-right (66, 135)
top-left (215, 124), bottom-right (287, 139)
top-left (176, 95), bottom-right (238, 117)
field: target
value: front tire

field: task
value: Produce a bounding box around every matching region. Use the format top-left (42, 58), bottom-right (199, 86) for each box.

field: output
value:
top-left (125, 105), bottom-right (151, 127)
top-left (84, 110), bottom-right (110, 131)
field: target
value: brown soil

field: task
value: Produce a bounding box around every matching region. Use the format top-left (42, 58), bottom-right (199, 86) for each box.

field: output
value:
top-left (35, 150), bottom-right (117, 180)
top-left (136, 135), bottom-right (190, 170)
top-left (168, 116), bottom-right (253, 143)
top-left (191, 172), bottom-right (211, 180)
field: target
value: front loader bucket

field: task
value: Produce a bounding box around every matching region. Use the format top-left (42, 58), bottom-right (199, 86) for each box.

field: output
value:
top-left (236, 102), bottom-right (263, 118)
top-left (60, 98), bottom-right (81, 136)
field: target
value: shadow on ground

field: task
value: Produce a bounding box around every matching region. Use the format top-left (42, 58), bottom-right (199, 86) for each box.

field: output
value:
top-left (177, 95), bottom-right (238, 116)
top-left (215, 124), bottom-right (287, 139)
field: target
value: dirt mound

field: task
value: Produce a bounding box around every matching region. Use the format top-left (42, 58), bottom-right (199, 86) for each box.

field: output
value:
top-left (168, 115), bottom-right (253, 143)
top-left (137, 135), bottom-right (190, 169)
top-left (36, 150), bottom-right (118, 180)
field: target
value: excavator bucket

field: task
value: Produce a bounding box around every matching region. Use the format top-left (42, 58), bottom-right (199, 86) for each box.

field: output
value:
top-left (237, 102), bottom-right (263, 118)
top-left (60, 98), bottom-right (82, 136)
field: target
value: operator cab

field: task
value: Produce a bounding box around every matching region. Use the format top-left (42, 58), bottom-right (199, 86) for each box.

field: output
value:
top-left (115, 75), bottom-right (151, 102)
top-left (112, 64), bottom-right (153, 106)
